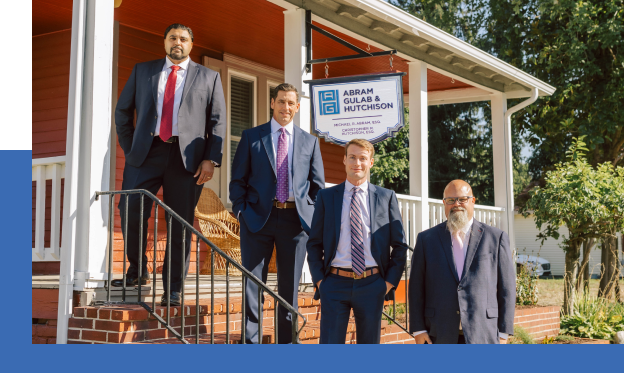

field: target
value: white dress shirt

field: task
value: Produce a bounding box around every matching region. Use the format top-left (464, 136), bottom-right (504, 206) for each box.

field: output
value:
top-left (270, 118), bottom-right (294, 201)
top-left (154, 57), bottom-right (191, 137)
top-left (331, 180), bottom-right (378, 269)
top-left (413, 217), bottom-right (508, 340)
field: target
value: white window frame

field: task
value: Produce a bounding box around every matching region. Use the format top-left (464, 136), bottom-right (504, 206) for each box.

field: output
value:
top-left (267, 79), bottom-right (282, 122)
top-left (227, 69), bottom-right (258, 203)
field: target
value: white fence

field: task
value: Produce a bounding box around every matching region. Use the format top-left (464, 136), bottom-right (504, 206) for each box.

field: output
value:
top-left (326, 183), bottom-right (505, 250)
top-left (32, 156), bottom-right (66, 261)
top-left (396, 196), bottom-right (505, 250)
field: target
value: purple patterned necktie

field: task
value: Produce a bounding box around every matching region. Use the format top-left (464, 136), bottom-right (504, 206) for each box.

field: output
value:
top-left (276, 127), bottom-right (289, 203)
top-left (350, 187), bottom-right (366, 275)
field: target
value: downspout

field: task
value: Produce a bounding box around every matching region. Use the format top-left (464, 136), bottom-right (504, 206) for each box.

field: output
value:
top-left (505, 87), bottom-right (539, 122)
top-left (56, 0), bottom-right (87, 344)
top-left (503, 87), bottom-right (539, 275)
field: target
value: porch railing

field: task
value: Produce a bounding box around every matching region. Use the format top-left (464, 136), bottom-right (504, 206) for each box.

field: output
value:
top-left (95, 189), bottom-right (307, 344)
top-left (32, 156), bottom-right (66, 261)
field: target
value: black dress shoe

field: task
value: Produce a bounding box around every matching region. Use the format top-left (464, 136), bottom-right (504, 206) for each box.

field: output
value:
top-left (110, 276), bottom-right (150, 287)
top-left (161, 291), bottom-right (181, 306)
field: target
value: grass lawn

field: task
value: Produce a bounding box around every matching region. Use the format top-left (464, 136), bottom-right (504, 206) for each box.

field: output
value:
top-left (536, 279), bottom-right (624, 307)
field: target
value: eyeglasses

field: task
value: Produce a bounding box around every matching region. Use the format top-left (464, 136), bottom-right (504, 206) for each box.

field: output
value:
top-left (443, 196), bottom-right (474, 205)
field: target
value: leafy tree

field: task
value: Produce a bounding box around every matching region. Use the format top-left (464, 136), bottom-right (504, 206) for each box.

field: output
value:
top-left (484, 0), bottom-right (624, 175)
top-left (522, 137), bottom-right (624, 314)
top-left (372, 114), bottom-right (410, 193)
top-left (380, 1), bottom-right (531, 203)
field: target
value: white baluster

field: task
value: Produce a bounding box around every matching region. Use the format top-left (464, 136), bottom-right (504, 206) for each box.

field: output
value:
top-left (35, 165), bottom-right (47, 260)
top-left (50, 163), bottom-right (63, 259)
top-left (411, 201), bottom-right (417, 247)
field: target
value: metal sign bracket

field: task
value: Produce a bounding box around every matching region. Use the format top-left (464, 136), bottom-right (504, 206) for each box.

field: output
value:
top-left (305, 9), bottom-right (397, 74)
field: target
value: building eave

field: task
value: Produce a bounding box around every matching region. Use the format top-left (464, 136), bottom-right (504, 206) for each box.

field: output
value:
top-left (275, 0), bottom-right (556, 97)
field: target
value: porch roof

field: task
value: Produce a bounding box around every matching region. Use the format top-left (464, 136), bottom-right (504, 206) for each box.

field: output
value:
top-left (277, 0), bottom-right (556, 98)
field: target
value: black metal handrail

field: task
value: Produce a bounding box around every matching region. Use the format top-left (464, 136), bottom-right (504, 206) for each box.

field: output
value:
top-left (381, 247), bottom-right (414, 337)
top-left (95, 189), bottom-right (307, 344)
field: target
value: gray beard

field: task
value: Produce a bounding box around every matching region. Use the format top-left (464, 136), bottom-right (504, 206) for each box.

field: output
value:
top-left (446, 208), bottom-right (470, 235)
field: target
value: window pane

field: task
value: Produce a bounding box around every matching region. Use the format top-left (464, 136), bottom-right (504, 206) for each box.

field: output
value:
top-left (269, 86), bottom-right (277, 121)
top-left (230, 138), bottom-right (240, 169)
top-left (231, 77), bottom-right (254, 137)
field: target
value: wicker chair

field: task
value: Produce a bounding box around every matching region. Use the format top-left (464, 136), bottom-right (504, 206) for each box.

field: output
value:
top-left (195, 188), bottom-right (277, 275)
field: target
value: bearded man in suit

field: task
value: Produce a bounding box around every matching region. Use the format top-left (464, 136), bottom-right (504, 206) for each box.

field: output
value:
top-left (408, 180), bottom-right (516, 344)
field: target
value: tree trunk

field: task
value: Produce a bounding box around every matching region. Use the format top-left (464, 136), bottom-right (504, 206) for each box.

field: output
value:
top-left (577, 238), bottom-right (595, 293)
top-left (563, 241), bottom-right (581, 316)
top-left (616, 235), bottom-right (622, 303)
top-left (598, 236), bottom-right (618, 299)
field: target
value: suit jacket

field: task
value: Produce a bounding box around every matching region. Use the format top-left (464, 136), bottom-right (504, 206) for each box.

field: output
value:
top-left (408, 220), bottom-right (516, 344)
top-left (229, 121), bottom-right (325, 233)
top-left (306, 182), bottom-right (409, 301)
top-left (115, 58), bottom-right (226, 172)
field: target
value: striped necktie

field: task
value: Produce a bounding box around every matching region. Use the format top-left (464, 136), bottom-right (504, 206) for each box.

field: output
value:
top-left (350, 187), bottom-right (366, 275)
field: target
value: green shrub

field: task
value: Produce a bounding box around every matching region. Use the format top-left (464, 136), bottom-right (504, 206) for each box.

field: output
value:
top-left (516, 262), bottom-right (539, 305)
top-left (508, 326), bottom-right (534, 344)
top-left (382, 303), bottom-right (406, 325)
top-left (560, 293), bottom-right (624, 340)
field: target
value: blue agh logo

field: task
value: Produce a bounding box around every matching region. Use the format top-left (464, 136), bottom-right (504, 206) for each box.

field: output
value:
top-left (318, 90), bottom-right (340, 115)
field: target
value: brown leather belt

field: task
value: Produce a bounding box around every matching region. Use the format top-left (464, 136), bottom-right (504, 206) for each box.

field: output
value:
top-left (273, 200), bottom-right (296, 209)
top-left (330, 267), bottom-right (379, 280)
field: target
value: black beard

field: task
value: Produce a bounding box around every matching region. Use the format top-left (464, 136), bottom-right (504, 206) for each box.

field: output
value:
top-left (168, 48), bottom-right (185, 61)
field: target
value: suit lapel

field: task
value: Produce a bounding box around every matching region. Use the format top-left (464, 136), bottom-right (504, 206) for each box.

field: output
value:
top-left (437, 224), bottom-right (460, 283)
top-left (151, 58), bottom-right (166, 107)
top-left (368, 183), bottom-right (380, 257)
top-left (180, 60), bottom-right (198, 106)
top-left (334, 183), bottom-right (345, 249)
top-left (461, 220), bottom-right (484, 282)
top-left (260, 122), bottom-right (277, 176)
top-left (292, 126), bottom-right (302, 182)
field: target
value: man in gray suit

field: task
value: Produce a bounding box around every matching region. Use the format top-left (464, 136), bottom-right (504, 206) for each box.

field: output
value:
top-left (114, 23), bottom-right (226, 306)
top-left (408, 180), bottom-right (515, 344)
top-left (229, 83), bottom-right (325, 344)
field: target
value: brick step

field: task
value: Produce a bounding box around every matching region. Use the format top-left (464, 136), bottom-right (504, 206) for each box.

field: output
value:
top-left (135, 318), bottom-right (412, 344)
top-left (69, 293), bottom-right (413, 344)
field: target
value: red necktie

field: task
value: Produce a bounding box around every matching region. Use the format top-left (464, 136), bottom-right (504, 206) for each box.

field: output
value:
top-left (160, 65), bottom-right (180, 141)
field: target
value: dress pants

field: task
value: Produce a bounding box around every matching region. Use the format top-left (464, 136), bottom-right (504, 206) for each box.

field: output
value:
top-left (429, 334), bottom-right (467, 344)
top-left (319, 270), bottom-right (387, 344)
top-left (239, 207), bottom-right (307, 344)
top-left (119, 137), bottom-right (203, 293)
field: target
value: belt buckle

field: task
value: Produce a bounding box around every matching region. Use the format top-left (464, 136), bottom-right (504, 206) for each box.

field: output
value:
top-left (352, 271), bottom-right (366, 280)
top-left (275, 201), bottom-right (285, 209)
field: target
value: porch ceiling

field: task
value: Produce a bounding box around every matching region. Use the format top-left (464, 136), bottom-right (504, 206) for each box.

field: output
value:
top-left (278, 0), bottom-right (556, 98)
top-left (33, 0), bottom-right (510, 97)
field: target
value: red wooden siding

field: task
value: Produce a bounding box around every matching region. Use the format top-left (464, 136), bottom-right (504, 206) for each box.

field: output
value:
top-left (32, 29), bottom-right (71, 159)
top-left (320, 139), bottom-right (347, 184)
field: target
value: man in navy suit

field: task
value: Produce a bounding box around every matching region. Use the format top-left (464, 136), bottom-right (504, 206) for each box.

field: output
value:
top-left (229, 83), bottom-right (325, 344)
top-left (113, 24), bottom-right (226, 306)
top-left (306, 139), bottom-right (408, 344)
top-left (408, 180), bottom-right (516, 344)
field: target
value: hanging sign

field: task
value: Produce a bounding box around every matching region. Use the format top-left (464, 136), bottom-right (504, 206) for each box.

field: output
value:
top-left (305, 72), bottom-right (406, 145)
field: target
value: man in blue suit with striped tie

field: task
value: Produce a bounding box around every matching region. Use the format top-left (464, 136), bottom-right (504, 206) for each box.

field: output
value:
top-left (306, 139), bottom-right (409, 344)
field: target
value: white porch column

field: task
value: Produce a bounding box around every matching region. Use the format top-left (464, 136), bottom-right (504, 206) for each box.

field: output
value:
top-left (58, 0), bottom-right (115, 343)
top-left (491, 92), bottom-right (515, 249)
top-left (284, 9), bottom-right (313, 283)
top-left (284, 8), bottom-right (312, 133)
top-left (408, 60), bottom-right (429, 233)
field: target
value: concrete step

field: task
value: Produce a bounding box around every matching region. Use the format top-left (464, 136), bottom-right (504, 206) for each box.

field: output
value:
top-left (91, 274), bottom-right (315, 304)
